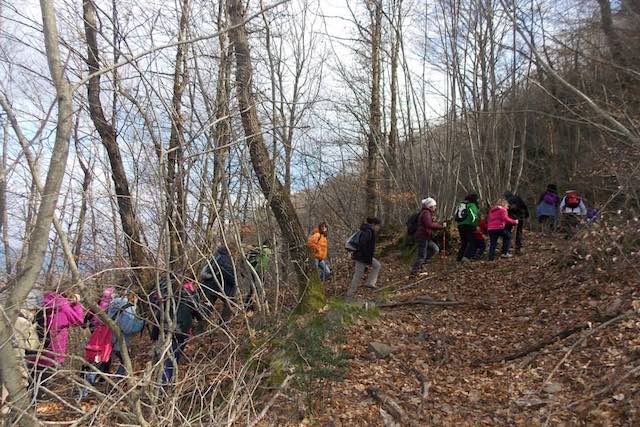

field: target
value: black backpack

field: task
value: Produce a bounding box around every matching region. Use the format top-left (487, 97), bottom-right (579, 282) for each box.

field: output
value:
top-left (406, 212), bottom-right (420, 236)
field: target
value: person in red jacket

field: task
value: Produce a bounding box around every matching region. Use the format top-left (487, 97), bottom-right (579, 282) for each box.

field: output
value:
top-left (487, 199), bottom-right (519, 260)
top-left (472, 218), bottom-right (488, 259)
top-left (410, 197), bottom-right (445, 277)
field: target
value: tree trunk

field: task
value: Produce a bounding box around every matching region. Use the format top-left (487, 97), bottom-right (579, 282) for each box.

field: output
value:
top-left (0, 120), bottom-right (10, 274)
top-left (82, 0), bottom-right (148, 276)
top-left (166, 0), bottom-right (190, 267)
top-left (597, 0), bottom-right (626, 66)
top-left (226, 0), bottom-right (324, 312)
top-left (0, 0), bottom-right (74, 423)
top-left (366, 0), bottom-right (382, 217)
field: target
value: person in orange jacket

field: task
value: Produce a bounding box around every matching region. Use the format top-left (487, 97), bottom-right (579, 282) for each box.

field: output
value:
top-left (307, 222), bottom-right (331, 281)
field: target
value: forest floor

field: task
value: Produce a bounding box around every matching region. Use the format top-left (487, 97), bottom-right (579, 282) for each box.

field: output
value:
top-left (29, 229), bottom-right (640, 426)
top-left (265, 231), bottom-right (640, 426)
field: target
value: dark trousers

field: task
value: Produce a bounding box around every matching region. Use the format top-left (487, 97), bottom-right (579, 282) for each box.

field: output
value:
top-left (457, 225), bottom-right (477, 261)
top-left (411, 239), bottom-right (438, 274)
top-left (474, 239), bottom-right (486, 258)
top-left (163, 334), bottom-right (187, 383)
top-left (488, 229), bottom-right (512, 260)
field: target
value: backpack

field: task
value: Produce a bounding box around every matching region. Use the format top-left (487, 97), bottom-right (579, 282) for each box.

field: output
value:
top-left (345, 231), bottom-right (362, 252)
top-left (565, 191), bottom-right (581, 209)
top-left (454, 202), bottom-right (469, 223)
top-left (85, 324), bottom-right (113, 363)
top-left (543, 192), bottom-right (557, 205)
top-left (108, 299), bottom-right (142, 336)
top-left (406, 212), bottom-right (420, 236)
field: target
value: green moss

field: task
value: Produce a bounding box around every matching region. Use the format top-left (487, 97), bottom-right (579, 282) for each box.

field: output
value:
top-left (295, 272), bottom-right (326, 315)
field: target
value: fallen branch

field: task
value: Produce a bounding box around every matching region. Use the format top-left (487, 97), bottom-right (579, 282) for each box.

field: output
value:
top-left (476, 312), bottom-right (625, 366)
top-left (544, 311), bottom-right (633, 384)
top-left (379, 297), bottom-right (464, 308)
top-left (367, 387), bottom-right (420, 427)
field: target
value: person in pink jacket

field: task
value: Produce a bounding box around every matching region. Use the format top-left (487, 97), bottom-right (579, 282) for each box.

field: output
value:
top-left (40, 292), bottom-right (85, 366)
top-left (89, 287), bottom-right (115, 329)
top-left (487, 199), bottom-right (519, 261)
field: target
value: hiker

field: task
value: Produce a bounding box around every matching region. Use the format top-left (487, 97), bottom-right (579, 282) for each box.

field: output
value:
top-left (346, 217), bottom-right (382, 297)
top-left (504, 192), bottom-right (529, 255)
top-left (109, 293), bottom-right (145, 376)
top-left (560, 190), bottom-right (587, 236)
top-left (587, 207), bottom-right (600, 224)
top-left (487, 199), bottom-right (519, 260)
top-left (39, 292), bottom-right (85, 366)
top-left (80, 287), bottom-right (119, 399)
top-left (536, 184), bottom-right (560, 233)
top-left (244, 241), bottom-right (272, 311)
top-left (2, 308), bottom-right (41, 413)
top-left (455, 193), bottom-right (480, 263)
top-left (472, 218), bottom-right (488, 259)
top-left (200, 245), bottom-right (237, 322)
top-left (87, 287), bottom-right (115, 330)
top-left (150, 280), bottom-right (202, 383)
top-left (410, 198), bottom-right (444, 277)
top-left (307, 222), bottom-right (331, 281)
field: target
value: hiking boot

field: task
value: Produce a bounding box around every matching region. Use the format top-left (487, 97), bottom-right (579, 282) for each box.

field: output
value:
top-left (501, 253), bottom-right (513, 258)
top-left (461, 257), bottom-right (471, 263)
top-left (365, 283), bottom-right (378, 290)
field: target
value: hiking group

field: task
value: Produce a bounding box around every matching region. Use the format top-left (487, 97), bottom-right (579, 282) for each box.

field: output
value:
top-left (3, 185), bottom-right (598, 403)
top-left (342, 184), bottom-right (598, 294)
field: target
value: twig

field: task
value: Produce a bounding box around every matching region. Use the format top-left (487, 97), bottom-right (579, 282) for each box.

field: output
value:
top-left (379, 297), bottom-right (464, 308)
top-left (247, 375), bottom-right (293, 427)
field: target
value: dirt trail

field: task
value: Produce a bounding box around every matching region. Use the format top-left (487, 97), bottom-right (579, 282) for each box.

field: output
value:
top-left (271, 234), bottom-right (640, 426)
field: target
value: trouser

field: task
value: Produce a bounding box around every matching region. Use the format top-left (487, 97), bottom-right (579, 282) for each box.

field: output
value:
top-left (457, 225), bottom-right (477, 261)
top-left (488, 229), bottom-right (512, 260)
top-left (203, 278), bottom-right (235, 320)
top-left (163, 334), bottom-right (187, 383)
top-left (314, 259), bottom-right (331, 281)
top-left (474, 239), bottom-right (486, 258)
top-left (347, 259), bottom-right (381, 297)
top-left (411, 239), bottom-right (439, 274)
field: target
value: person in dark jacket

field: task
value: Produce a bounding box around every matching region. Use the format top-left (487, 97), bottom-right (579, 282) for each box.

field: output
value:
top-left (199, 246), bottom-right (236, 322)
top-left (410, 197), bottom-right (444, 277)
top-left (150, 280), bottom-right (202, 383)
top-left (347, 217), bottom-right (381, 297)
top-left (504, 192), bottom-right (529, 255)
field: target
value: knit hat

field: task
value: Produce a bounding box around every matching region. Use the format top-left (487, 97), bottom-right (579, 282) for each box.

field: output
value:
top-left (422, 197), bottom-right (437, 209)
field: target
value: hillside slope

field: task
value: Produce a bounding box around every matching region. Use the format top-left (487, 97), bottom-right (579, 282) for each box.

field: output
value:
top-left (268, 232), bottom-right (640, 426)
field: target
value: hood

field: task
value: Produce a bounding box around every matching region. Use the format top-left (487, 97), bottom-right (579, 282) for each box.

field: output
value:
top-left (43, 292), bottom-right (71, 311)
top-left (216, 246), bottom-right (230, 257)
top-left (360, 223), bottom-right (374, 232)
top-left (98, 287), bottom-right (115, 309)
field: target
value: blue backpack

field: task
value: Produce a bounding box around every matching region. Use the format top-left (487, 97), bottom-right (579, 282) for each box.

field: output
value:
top-left (108, 298), bottom-right (144, 336)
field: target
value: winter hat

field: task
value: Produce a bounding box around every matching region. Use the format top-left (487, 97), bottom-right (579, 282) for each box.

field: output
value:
top-left (422, 197), bottom-right (437, 209)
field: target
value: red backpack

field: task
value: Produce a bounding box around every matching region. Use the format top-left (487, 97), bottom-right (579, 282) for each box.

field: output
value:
top-left (565, 191), bottom-right (581, 209)
top-left (84, 324), bottom-right (113, 364)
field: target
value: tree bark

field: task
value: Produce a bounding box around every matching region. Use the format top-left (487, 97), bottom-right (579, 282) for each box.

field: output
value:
top-left (166, 0), bottom-right (190, 267)
top-left (366, 0), bottom-right (382, 217)
top-left (82, 0), bottom-right (148, 275)
top-left (226, 0), bottom-right (324, 311)
top-left (0, 0), bottom-right (74, 423)
top-left (597, 0), bottom-right (626, 66)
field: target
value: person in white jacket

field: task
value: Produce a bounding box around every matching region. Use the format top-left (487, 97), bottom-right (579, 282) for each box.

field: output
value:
top-left (559, 190), bottom-right (587, 237)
